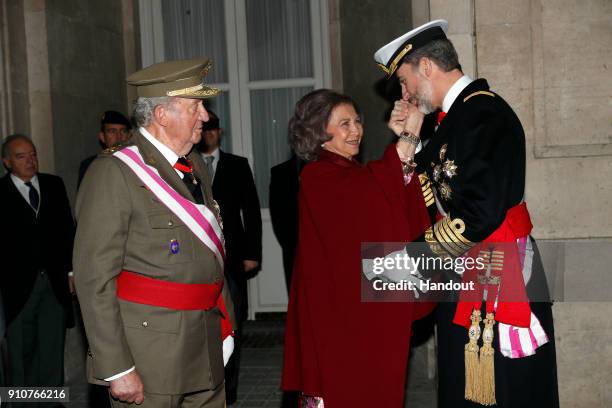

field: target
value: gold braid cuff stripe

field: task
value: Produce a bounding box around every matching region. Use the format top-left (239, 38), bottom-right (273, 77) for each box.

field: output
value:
top-left (426, 216), bottom-right (474, 258)
top-left (419, 173), bottom-right (435, 207)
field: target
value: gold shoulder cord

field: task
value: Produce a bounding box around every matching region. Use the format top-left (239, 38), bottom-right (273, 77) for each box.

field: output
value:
top-left (463, 90), bottom-right (495, 103)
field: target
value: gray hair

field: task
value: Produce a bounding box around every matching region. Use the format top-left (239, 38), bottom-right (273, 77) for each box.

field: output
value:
top-left (401, 39), bottom-right (461, 72)
top-left (132, 96), bottom-right (177, 127)
top-left (2, 134), bottom-right (33, 159)
top-left (289, 89), bottom-right (360, 162)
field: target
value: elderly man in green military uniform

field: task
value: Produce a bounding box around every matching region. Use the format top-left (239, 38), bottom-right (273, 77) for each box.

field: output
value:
top-left (74, 58), bottom-right (236, 408)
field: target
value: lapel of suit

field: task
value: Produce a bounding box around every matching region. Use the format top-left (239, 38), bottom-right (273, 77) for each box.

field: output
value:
top-left (133, 131), bottom-right (196, 202)
top-left (36, 174), bottom-right (48, 219)
top-left (2, 174), bottom-right (37, 221)
top-left (211, 150), bottom-right (226, 192)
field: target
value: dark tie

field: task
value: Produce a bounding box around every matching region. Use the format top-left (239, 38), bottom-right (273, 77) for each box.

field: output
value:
top-left (25, 181), bottom-right (39, 211)
top-left (173, 157), bottom-right (205, 205)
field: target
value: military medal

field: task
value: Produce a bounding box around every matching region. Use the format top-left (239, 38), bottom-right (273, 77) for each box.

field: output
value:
top-left (170, 239), bottom-right (180, 254)
top-left (442, 159), bottom-right (458, 178)
top-left (174, 156), bottom-right (198, 185)
top-left (432, 163), bottom-right (442, 182)
top-left (212, 199), bottom-right (224, 230)
top-left (439, 143), bottom-right (447, 161)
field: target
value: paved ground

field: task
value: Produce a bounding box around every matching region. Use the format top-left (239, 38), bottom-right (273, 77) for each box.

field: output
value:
top-left (64, 314), bottom-right (437, 407)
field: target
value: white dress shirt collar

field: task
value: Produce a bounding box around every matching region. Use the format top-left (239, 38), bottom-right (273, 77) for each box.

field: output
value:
top-left (139, 127), bottom-right (183, 178)
top-left (10, 173), bottom-right (40, 211)
top-left (442, 74), bottom-right (473, 113)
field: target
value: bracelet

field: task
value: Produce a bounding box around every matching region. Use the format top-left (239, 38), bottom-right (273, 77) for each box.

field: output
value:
top-left (401, 156), bottom-right (417, 175)
top-left (399, 131), bottom-right (420, 146)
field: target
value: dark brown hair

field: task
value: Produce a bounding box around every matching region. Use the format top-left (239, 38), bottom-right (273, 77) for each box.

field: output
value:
top-left (289, 89), bottom-right (361, 162)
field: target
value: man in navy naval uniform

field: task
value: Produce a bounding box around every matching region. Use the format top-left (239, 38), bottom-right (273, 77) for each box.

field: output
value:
top-left (375, 19), bottom-right (559, 408)
top-left (0, 134), bottom-right (75, 388)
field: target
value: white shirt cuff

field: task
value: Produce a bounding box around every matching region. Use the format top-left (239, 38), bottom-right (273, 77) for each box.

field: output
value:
top-left (67, 271), bottom-right (74, 277)
top-left (104, 366), bottom-right (135, 382)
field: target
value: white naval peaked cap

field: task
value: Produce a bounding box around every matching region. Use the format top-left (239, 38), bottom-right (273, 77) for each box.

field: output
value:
top-left (374, 19), bottom-right (449, 76)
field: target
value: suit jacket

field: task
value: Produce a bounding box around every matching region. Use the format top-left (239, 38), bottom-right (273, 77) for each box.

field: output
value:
top-left (269, 157), bottom-right (302, 291)
top-left (73, 131), bottom-right (236, 394)
top-left (212, 151), bottom-right (262, 266)
top-left (211, 151), bottom-right (262, 322)
top-left (0, 173), bottom-right (74, 325)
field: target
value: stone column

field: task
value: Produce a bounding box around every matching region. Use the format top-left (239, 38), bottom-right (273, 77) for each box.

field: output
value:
top-left (1, 0), bottom-right (55, 173)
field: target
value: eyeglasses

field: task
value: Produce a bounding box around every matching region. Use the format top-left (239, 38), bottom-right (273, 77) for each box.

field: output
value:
top-left (104, 128), bottom-right (130, 136)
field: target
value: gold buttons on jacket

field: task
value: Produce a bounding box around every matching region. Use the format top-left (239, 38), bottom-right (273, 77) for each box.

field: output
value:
top-left (142, 321), bottom-right (148, 327)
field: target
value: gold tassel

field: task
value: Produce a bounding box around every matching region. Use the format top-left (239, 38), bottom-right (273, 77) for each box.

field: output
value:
top-left (477, 312), bottom-right (496, 406)
top-left (464, 309), bottom-right (482, 401)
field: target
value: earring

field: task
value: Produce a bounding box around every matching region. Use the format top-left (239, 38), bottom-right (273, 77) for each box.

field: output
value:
top-left (321, 143), bottom-right (325, 148)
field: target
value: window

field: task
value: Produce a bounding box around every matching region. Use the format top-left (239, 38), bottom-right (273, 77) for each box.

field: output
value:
top-left (139, 0), bottom-right (331, 206)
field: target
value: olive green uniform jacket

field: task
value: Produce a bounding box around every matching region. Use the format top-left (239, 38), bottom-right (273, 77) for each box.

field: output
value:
top-left (74, 130), bottom-right (236, 395)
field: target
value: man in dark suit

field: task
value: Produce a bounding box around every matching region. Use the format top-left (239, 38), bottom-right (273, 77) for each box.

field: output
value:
top-left (269, 156), bottom-right (303, 292)
top-left (197, 111), bottom-right (262, 405)
top-left (77, 110), bottom-right (132, 189)
top-left (0, 134), bottom-right (75, 387)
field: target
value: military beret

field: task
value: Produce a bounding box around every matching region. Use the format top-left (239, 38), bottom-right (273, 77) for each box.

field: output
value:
top-left (100, 110), bottom-right (131, 129)
top-left (126, 58), bottom-right (220, 99)
top-left (374, 19), bottom-right (448, 76)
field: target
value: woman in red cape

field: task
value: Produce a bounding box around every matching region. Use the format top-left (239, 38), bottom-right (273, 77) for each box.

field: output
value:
top-left (281, 89), bottom-right (433, 407)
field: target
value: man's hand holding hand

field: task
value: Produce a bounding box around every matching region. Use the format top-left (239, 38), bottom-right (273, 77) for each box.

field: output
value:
top-left (388, 100), bottom-right (412, 136)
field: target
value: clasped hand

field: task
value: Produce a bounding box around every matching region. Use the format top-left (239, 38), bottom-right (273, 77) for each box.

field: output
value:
top-left (388, 100), bottom-right (424, 137)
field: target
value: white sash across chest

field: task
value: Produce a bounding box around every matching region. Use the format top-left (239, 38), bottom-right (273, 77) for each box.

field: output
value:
top-left (114, 145), bottom-right (225, 269)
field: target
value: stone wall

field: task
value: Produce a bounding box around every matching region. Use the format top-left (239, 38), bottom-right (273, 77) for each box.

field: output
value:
top-left (0, 0), bottom-right (136, 200)
top-left (46, 0), bottom-right (130, 199)
top-left (339, 0), bottom-right (412, 161)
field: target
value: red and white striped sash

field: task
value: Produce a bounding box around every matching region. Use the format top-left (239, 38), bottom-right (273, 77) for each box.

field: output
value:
top-left (497, 236), bottom-right (549, 358)
top-left (114, 146), bottom-right (225, 268)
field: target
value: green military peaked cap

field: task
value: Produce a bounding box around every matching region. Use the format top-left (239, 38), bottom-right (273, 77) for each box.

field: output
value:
top-left (126, 58), bottom-right (220, 98)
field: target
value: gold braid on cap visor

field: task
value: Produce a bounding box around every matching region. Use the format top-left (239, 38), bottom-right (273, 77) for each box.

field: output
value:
top-left (167, 83), bottom-right (209, 96)
top-left (378, 44), bottom-right (413, 76)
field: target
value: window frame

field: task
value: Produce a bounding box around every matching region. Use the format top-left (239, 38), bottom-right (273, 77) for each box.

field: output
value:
top-left (137, 0), bottom-right (331, 179)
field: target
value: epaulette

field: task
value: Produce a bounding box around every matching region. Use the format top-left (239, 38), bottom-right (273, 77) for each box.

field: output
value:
top-left (463, 90), bottom-right (495, 103)
top-left (99, 142), bottom-right (130, 157)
